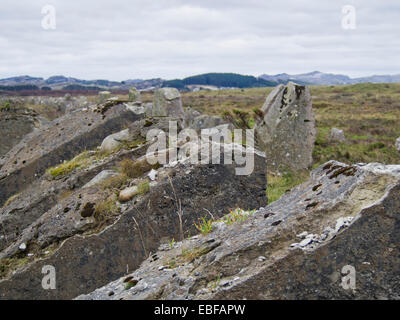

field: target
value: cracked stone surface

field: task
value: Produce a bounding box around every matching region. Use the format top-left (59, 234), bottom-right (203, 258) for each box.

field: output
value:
top-left (255, 82), bottom-right (316, 173)
top-left (78, 161), bottom-right (400, 300)
top-left (0, 145), bottom-right (267, 299)
top-left (0, 104), bottom-right (143, 206)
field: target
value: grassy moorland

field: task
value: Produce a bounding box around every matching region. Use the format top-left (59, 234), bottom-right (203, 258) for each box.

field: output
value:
top-left (180, 83), bottom-right (400, 202)
top-left (181, 83), bottom-right (400, 167)
top-left (3, 83), bottom-right (399, 204)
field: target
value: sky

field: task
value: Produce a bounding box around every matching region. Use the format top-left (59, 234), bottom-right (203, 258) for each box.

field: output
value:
top-left (0, 0), bottom-right (399, 81)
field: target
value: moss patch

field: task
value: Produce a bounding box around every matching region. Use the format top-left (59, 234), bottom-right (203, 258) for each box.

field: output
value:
top-left (267, 171), bottom-right (309, 204)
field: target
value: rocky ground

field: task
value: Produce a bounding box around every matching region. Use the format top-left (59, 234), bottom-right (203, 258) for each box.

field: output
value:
top-left (78, 161), bottom-right (400, 300)
top-left (0, 84), bottom-right (399, 300)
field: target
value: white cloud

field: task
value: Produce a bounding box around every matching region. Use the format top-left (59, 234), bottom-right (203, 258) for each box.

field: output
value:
top-left (0, 0), bottom-right (399, 80)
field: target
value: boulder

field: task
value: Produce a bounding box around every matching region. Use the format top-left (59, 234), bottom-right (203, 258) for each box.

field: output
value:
top-left (98, 91), bottom-right (111, 104)
top-left (255, 82), bottom-right (316, 172)
top-left (0, 145), bottom-right (267, 299)
top-left (143, 103), bottom-right (153, 117)
top-left (330, 128), bottom-right (346, 142)
top-left (83, 170), bottom-right (119, 188)
top-left (118, 186), bottom-right (139, 202)
top-left (100, 129), bottom-right (131, 153)
top-left (128, 87), bottom-right (141, 103)
top-left (78, 161), bottom-right (400, 300)
top-left (187, 114), bottom-right (228, 131)
top-left (152, 88), bottom-right (184, 118)
top-left (396, 137), bottom-right (400, 153)
top-left (183, 108), bottom-right (201, 128)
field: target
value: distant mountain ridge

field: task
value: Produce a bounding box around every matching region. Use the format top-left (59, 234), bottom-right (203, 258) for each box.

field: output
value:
top-left (259, 71), bottom-right (400, 85)
top-left (0, 71), bottom-right (399, 93)
top-left (0, 75), bottom-right (163, 91)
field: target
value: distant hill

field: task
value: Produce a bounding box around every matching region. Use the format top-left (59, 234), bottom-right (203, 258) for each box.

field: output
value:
top-left (1, 71), bottom-right (399, 94)
top-left (163, 73), bottom-right (276, 89)
top-left (259, 71), bottom-right (400, 85)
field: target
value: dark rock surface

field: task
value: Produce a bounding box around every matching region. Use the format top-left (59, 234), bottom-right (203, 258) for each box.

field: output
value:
top-left (77, 161), bottom-right (400, 300)
top-left (0, 104), bottom-right (143, 207)
top-left (0, 107), bottom-right (45, 158)
top-left (0, 146), bottom-right (267, 299)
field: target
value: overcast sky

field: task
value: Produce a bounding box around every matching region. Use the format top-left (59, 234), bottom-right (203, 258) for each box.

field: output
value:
top-left (0, 0), bottom-right (399, 80)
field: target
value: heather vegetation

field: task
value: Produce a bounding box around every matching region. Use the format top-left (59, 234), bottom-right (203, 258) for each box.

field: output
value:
top-left (181, 83), bottom-right (400, 202)
top-left (181, 83), bottom-right (400, 167)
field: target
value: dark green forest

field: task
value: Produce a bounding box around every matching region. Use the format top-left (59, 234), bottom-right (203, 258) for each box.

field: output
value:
top-left (162, 73), bottom-right (276, 89)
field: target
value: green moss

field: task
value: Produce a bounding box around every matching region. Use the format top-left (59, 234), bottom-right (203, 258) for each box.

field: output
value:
top-left (194, 217), bottom-right (213, 236)
top-left (125, 280), bottom-right (138, 290)
top-left (267, 171), bottom-right (309, 204)
top-left (136, 181), bottom-right (150, 195)
top-left (46, 151), bottom-right (92, 177)
top-left (2, 192), bottom-right (21, 208)
top-left (222, 208), bottom-right (255, 225)
top-left (166, 245), bottom-right (212, 269)
top-left (94, 197), bottom-right (119, 223)
top-left (0, 257), bottom-right (31, 279)
top-left (0, 102), bottom-right (11, 111)
top-left (208, 275), bottom-right (221, 290)
top-left (180, 246), bottom-right (212, 263)
top-left (119, 158), bottom-right (159, 179)
top-left (99, 174), bottom-right (129, 190)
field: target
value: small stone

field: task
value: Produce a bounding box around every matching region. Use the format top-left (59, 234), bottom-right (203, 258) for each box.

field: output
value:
top-left (319, 233), bottom-right (328, 241)
top-left (258, 256), bottom-right (266, 262)
top-left (128, 87), bottom-right (141, 103)
top-left (297, 231), bottom-right (308, 239)
top-left (323, 226), bottom-right (334, 234)
top-left (19, 243), bottom-right (27, 251)
top-left (330, 128), bottom-right (346, 142)
top-left (148, 169), bottom-right (158, 181)
top-left (198, 289), bottom-right (208, 295)
top-left (335, 217), bottom-right (353, 233)
top-left (299, 237), bottom-right (313, 247)
top-left (119, 186), bottom-right (138, 202)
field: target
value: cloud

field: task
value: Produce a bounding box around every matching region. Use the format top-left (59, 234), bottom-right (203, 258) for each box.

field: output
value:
top-left (0, 0), bottom-right (399, 80)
